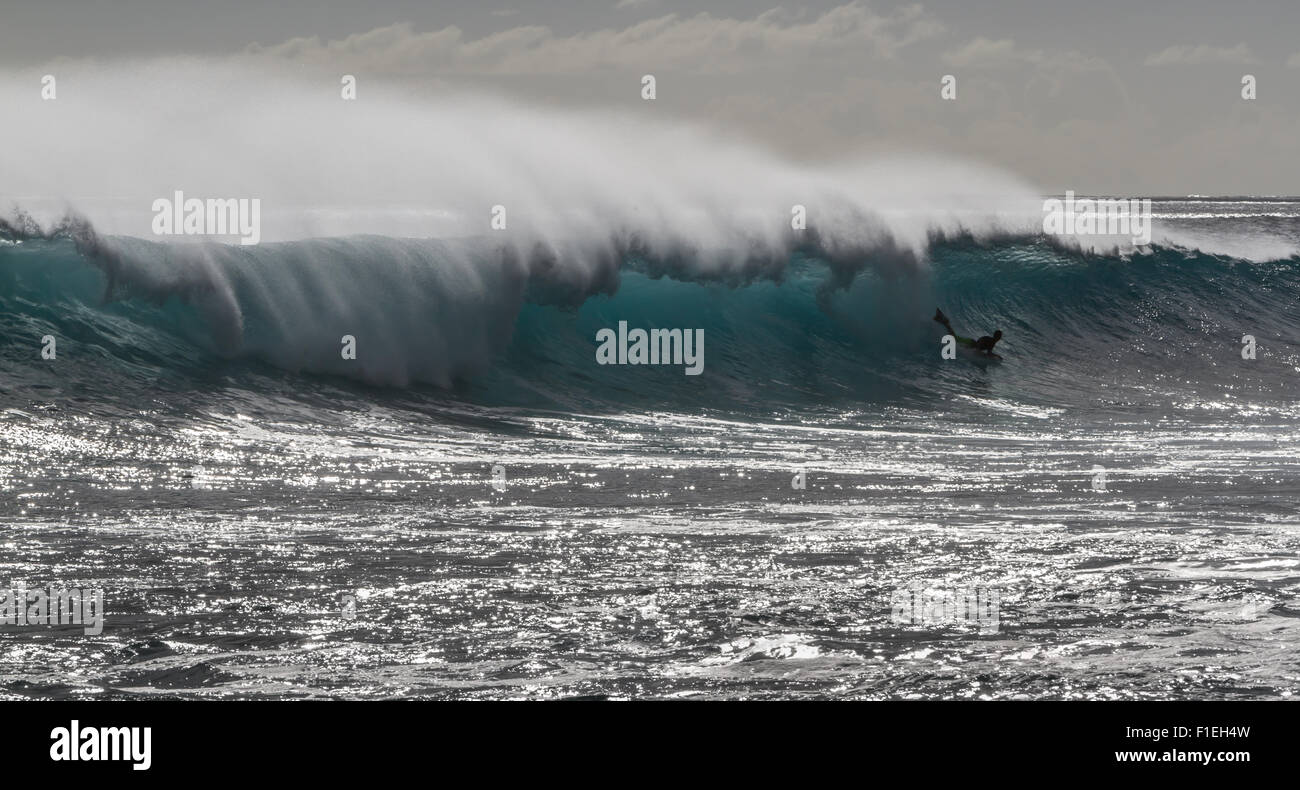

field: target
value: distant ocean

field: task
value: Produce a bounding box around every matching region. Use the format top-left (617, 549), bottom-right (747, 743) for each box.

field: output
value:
top-left (2, 197), bottom-right (1299, 699)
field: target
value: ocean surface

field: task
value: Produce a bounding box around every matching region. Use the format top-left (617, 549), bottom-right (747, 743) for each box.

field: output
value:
top-left (2, 198), bottom-right (1300, 699)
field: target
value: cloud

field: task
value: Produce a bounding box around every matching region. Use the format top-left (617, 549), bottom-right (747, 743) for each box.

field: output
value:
top-left (1143, 43), bottom-right (1260, 66)
top-left (615, 0), bottom-right (658, 8)
top-left (1287, 52), bottom-right (1300, 68)
top-left (246, 3), bottom-right (944, 75)
top-left (942, 37), bottom-right (1109, 75)
top-left (942, 38), bottom-right (1041, 68)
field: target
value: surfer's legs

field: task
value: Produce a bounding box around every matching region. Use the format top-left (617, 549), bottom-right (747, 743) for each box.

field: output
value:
top-left (942, 323), bottom-right (974, 345)
top-left (933, 308), bottom-right (956, 335)
top-left (934, 308), bottom-right (975, 346)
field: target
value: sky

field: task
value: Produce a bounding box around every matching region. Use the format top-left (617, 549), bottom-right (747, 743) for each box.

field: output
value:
top-left (4, 0), bottom-right (1300, 195)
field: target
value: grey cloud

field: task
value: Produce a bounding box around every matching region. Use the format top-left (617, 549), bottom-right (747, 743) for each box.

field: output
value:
top-left (246, 3), bottom-right (944, 75)
top-left (1144, 43), bottom-right (1260, 66)
top-left (942, 38), bottom-right (1041, 69)
top-left (943, 37), bottom-right (1112, 73)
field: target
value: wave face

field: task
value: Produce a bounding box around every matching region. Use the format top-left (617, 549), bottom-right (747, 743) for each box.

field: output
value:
top-left (3, 208), bottom-right (1298, 416)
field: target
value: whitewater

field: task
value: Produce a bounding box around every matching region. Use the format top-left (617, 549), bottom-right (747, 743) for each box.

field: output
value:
top-left (2, 62), bottom-right (1300, 699)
